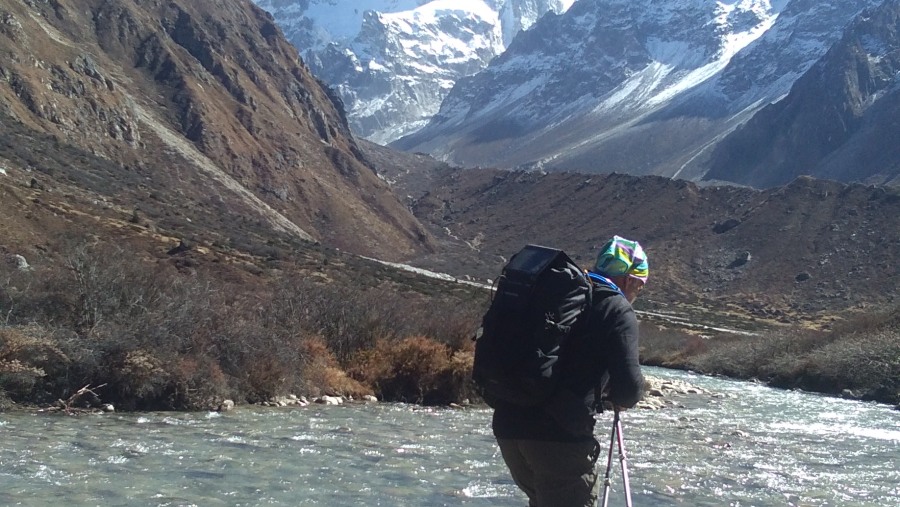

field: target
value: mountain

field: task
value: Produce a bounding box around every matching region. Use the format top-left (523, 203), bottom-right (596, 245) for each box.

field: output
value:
top-left (0, 0), bottom-right (432, 261)
top-left (705, 0), bottom-right (900, 187)
top-left (394, 0), bottom-right (880, 183)
top-left (252, 0), bottom-right (575, 144)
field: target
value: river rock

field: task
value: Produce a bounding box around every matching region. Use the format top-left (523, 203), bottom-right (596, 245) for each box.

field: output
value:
top-left (362, 395), bottom-right (378, 403)
top-left (841, 389), bottom-right (858, 399)
top-left (316, 395), bottom-right (343, 405)
top-left (636, 376), bottom-right (709, 410)
top-left (218, 399), bottom-right (235, 412)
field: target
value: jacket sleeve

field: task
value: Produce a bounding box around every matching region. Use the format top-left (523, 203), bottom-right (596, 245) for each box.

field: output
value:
top-left (602, 301), bottom-right (644, 408)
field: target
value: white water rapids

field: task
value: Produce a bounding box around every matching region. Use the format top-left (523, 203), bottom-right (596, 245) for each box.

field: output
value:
top-left (1, 367), bottom-right (897, 506)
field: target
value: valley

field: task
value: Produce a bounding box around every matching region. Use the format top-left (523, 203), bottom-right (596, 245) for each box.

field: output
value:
top-left (1, 0), bottom-right (897, 410)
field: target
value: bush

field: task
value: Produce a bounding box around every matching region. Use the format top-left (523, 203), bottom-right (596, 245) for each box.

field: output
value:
top-left (0, 327), bottom-right (69, 403)
top-left (795, 325), bottom-right (900, 401)
top-left (639, 324), bottom-right (707, 365)
top-left (348, 335), bottom-right (473, 405)
top-left (640, 307), bottom-right (900, 404)
top-left (169, 355), bottom-right (230, 410)
top-left (296, 337), bottom-right (371, 399)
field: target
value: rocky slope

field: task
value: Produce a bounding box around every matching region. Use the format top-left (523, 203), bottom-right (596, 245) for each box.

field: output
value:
top-left (253, 0), bottom-right (574, 144)
top-left (705, 0), bottom-right (900, 188)
top-left (0, 0), bottom-right (432, 262)
top-left (360, 140), bottom-right (900, 328)
top-left (394, 0), bottom-right (882, 184)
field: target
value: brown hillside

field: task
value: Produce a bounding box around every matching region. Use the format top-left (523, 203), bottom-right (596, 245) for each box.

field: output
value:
top-left (0, 0), bottom-right (432, 260)
top-left (388, 163), bottom-right (900, 329)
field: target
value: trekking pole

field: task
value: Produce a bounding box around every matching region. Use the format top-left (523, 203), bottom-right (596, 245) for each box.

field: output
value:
top-left (599, 409), bottom-right (619, 507)
top-left (599, 409), bottom-right (634, 507)
top-left (615, 411), bottom-right (634, 507)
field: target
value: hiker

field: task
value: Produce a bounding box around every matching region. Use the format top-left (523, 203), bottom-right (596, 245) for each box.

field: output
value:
top-left (491, 235), bottom-right (647, 507)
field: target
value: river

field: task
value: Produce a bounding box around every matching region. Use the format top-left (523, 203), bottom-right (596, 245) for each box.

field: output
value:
top-left (1, 367), bottom-right (897, 506)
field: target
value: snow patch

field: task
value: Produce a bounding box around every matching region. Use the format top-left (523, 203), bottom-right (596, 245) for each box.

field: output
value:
top-left (381, 0), bottom-right (498, 25)
top-left (595, 62), bottom-right (672, 113)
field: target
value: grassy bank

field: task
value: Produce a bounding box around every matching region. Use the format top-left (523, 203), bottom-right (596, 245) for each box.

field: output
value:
top-left (0, 243), bottom-right (484, 411)
top-left (640, 311), bottom-right (900, 405)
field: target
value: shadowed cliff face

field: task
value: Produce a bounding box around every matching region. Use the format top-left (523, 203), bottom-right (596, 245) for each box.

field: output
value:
top-left (0, 0), bottom-right (433, 260)
top-left (704, 0), bottom-right (900, 188)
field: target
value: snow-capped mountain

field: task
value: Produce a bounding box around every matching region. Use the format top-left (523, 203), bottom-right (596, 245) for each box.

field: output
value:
top-left (394, 0), bottom-right (880, 182)
top-left (705, 0), bottom-right (900, 187)
top-left (253, 0), bottom-right (575, 144)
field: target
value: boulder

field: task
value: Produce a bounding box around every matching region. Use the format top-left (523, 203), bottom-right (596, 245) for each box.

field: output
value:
top-left (712, 218), bottom-right (741, 234)
top-left (167, 240), bottom-right (192, 255)
top-left (728, 251), bottom-right (752, 268)
top-left (12, 254), bottom-right (30, 271)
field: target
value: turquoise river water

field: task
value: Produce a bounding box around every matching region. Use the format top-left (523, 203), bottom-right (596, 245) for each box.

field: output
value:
top-left (1, 367), bottom-right (898, 506)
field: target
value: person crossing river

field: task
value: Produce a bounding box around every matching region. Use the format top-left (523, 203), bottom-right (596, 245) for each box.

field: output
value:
top-left (491, 235), bottom-right (648, 507)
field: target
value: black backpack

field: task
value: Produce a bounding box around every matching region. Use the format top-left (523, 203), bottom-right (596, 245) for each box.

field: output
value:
top-left (472, 244), bottom-right (592, 408)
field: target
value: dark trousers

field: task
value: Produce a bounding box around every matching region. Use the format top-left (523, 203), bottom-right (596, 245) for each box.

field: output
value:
top-left (497, 437), bottom-right (601, 507)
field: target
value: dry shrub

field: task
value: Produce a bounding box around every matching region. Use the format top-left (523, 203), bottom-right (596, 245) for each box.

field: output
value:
top-left (242, 353), bottom-right (290, 404)
top-left (828, 307), bottom-right (900, 336)
top-left (681, 327), bottom-right (828, 381)
top-left (298, 284), bottom-right (408, 364)
top-left (349, 335), bottom-right (467, 405)
top-left (447, 348), bottom-right (477, 402)
top-left (296, 337), bottom-right (372, 399)
top-left (318, 367), bottom-right (372, 399)
top-left (170, 355), bottom-right (230, 410)
top-left (639, 324), bottom-right (708, 365)
top-left (639, 307), bottom-right (900, 404)
top-left (796, 326), bottom-right (900, 401)
top-left (0, 242), bottom-right (540, 408)
top-left (103, 348), bottom-right (172, 409)
top-left (683, 338), bottom-right (751, 378)
top-left (413, 298), bottom-right (485, 349)
top-left (0, 327), bottom-right (69, 400)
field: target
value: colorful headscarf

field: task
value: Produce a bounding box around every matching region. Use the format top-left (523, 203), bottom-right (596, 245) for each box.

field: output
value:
top-left (593, 236), bottom-right (649, 283)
